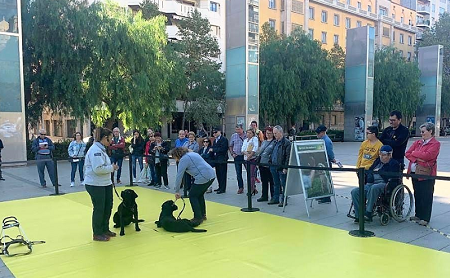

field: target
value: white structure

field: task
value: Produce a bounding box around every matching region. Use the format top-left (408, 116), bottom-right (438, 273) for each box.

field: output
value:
top-left (128, 0), bottom-right (226, 70)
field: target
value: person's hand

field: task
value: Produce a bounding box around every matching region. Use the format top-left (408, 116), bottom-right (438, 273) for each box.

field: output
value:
top-left (208, 149), bottom-right (213, 153)
top-left (232, 153), bottom-right (236, 158)
top-left (43, 144), bottom-right (48, 149)
top-left (175, 193), bottom-right (181, 200)
top-left (282, 169), bottom-right (287, 174)
top-left (113, 164), bottom-right (119, 171)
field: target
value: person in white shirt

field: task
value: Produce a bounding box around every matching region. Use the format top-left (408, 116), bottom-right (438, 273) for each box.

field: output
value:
top-left (241, 129), bottom-right (259, 195)
top-left (84, 128), bottom-right (119, 242)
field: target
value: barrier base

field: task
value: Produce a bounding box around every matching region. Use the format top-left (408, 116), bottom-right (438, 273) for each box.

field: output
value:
top-left (49, 192), bottom-right (66, 196)
top-left (241, 207), bottom-right (260, 212)
top-left (349, 230), bottom-right (375, 238)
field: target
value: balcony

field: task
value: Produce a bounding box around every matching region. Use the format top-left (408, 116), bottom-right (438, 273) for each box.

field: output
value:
top-left (417, 18), bottom-right (431, 28)
top-left (416, 32), bottom-right (423, 40)
top-left (417, 4), bottom-right (431, 15)
top-left (249, 11), bottom-right (259, 23)
top-left (249, 0), bottom-right (259, 6)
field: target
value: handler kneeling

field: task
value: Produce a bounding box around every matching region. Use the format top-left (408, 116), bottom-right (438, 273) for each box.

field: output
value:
top-left (171, 147), bottom-right (215, 226)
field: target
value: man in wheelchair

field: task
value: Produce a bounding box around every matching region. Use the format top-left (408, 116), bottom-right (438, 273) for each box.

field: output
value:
top-left (351, 145), bottom-right (401, 222)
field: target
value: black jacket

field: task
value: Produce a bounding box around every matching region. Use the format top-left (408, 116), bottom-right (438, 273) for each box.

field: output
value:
top-left (131, 137), bottom-right (145, 156)
top-left (380, 124), bottom-right (409, 163)
top-left (198, 146), bottom-right (215, 167)
top-left (211, 136), bottom-right (229, 162)
top-left (0, 139), bottom-right (3, 157)
top-left (366, 158), bottom-right (401, 186)
top-left (149, 141), bottom-right (170, 161)
top-left (270, 137), bottom-right (291, 170)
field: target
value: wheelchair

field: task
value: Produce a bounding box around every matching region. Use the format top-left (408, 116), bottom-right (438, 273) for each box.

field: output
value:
top-left (347, 179), bottom-right (414, 226)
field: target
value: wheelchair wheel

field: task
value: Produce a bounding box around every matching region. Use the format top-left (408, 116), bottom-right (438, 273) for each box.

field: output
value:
top-left (390, 184), bottom-right (413, 222)
top-left (380, 213), bottom-right (390, 226)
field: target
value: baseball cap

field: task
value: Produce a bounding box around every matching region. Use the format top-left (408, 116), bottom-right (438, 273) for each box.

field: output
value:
top-left (380, 145), bottom-right (393, 153)
top-left (315, 125), bottom-right (327, 133)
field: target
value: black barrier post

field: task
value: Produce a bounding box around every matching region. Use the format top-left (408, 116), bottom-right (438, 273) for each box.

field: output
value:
top-left (349, 167), bottom-right (374, 237)
top-left (241, 160), bottom-right (260, 213)
top-left (128, 155), bottom-right (133, 186)
top-left (50, 158), bottom-right (64, 196)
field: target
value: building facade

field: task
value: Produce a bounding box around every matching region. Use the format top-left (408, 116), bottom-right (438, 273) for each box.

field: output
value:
top-left (260, 0), bottom-right (417, 59)
top-left (0, 0), bottom-right (27, 163)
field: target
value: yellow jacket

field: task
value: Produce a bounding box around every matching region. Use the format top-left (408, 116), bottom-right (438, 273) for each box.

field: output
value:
top-left (356, 140), bottom-right (383, 170)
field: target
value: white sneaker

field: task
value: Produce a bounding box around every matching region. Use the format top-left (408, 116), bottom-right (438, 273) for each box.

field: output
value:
top-left (70, 182), bottom-right (75, 187)
top-left (133, 178), bottom-right (137, 183)
top-left (162, 185), bottom-right (170, 190)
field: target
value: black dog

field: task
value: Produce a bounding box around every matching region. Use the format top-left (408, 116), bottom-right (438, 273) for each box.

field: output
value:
top-left (155, 200), bottom-right (206, 233)
top-left (113, 189), bottom-right (144, 236)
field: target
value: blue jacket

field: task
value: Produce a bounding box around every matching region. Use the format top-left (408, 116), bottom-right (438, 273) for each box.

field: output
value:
top-left (31, 137), bottom-right (55, 156)
top-left (322, 134), bottom-right (335, 162)
top-left (68, 140), bottom-right (87, 158)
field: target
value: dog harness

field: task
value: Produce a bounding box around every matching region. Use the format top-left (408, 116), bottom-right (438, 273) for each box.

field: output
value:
top-left (0, 216), bottom-right (45, 257)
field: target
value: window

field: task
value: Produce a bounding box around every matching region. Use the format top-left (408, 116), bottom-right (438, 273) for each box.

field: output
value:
top-left (309, 7), bottom-right (315, 19)
top-left (379, 7), bottom-right (387, 16)
top-left (331, 115), bottom-right (337, 125)
top-left (392, 13), bottom-right (395, 19)
top-left (357, 21), bottom-right (362, 27)
top-left (347, 0), bottom-right (351, 5)
top-left (432, 4), bottom-right (436, 13)
top-left (210, 2), bottom-right (219, 12)
top-left (292, 0), bottom-right (304, 13)
top-left (67, 120), bottom-right (76, 138)
top-left (382, 27), bottom-right (390, 37)
top-left (368, 5), bottom-right (371, 12)
top-left (211, 25), bottom-right (221, 37)
top-left (308, 28), bottom-right (314, 39)
top-left (439, 7), bottom-right (446, 14)
top-left (321, 31), bottom-right (327, 43)
top-left (334, 14), bottom-right (340, 26)
top-left (345, 17), bottom-right (351, 29)
top-left (399, 50), bottom-right (403, 57)
top-left (45, 120), bottom-right (51, 135)
top-left (269, 0), bottom-right (276, 9)
top-left (392, 31), bottom-right (395, 41)
top-left (357, 1), bottom-right (361, 9)
top-left (53, 120), bottom-right (62, 137)
top-left (401, 17), bottom-right (404, 23)
top-left (321, 11), bottom-right (328, 23)
top-left (292, 23), bottom-right (303, 31)
top-left (408, 35), bottom-right (412, 45)
top-left (334, 34), bottom-right (339, 44)
top-left (281, 21), bottom-right (285, 34)
top-left (269, 19), bottom-right (276, 29)
top-left (400, 33), bottom-right (404, 44)
top-left (407, 52), bottom-right (412, 61)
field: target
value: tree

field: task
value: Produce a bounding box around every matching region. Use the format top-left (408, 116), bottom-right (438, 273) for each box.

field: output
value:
top-left (419, 13), bottom-right (450, 118)
top-left (373, 47), bottom-right (423, 124)
top-left (85, 1), bottom-right (172, 130)
top-left (259, 24), bottom-right (341, 127)
top-left (22, 0), bottom-right (95, 124)
top-left (328, 43), bottom-right (345, 103)
top-left (175, 9), bottom-right (225, 130)
top-left (185, 97), bottom-right (225, 131)
top-left (140, 0), bottom-right (161, 19)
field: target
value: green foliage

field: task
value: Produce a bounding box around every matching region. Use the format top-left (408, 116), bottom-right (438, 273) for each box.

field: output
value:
top-left (185, 97), bottom-right (225, 130)
top-left (87, 2), bottom-right (172, 130)
top-left (328, 44), bottom-right (345, 103)
top-left (419, 13), bottom-right (450, 117)
top-left (140, 0), bottom-right (161, 19)
top-left (175, 9), bottom-right (225, 129)
top-left (259, 27), bottom-right (341, 126)
top-left (373, 47), bottom-right (423, 122)
top-left (22, 0), bottom-right (96, 124)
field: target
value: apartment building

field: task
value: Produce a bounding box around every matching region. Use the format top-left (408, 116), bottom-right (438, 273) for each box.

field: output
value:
top-left (260, 0), bottom-right (417, 59)
top-left (414, 0), bottom-right (448, 39)
top-left (128, 0), bottom-right (226, 69)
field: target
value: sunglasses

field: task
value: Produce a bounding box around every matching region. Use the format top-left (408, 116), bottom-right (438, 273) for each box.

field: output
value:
top-left (203, 141), bottom-right (209, 143)
top-left (366, 132), bottom-right (373, 134)
top-left (40, 133), bottom-right (46, 135)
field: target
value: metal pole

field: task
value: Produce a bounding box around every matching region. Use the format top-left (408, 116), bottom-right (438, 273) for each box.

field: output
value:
top-left (241, 160), bottom-right (260, 212)
top-left (349, 167), bottom-right (374, 237)
top-left (50, 158), bottom-right (64, 196)
top-left (129, 155), bottom-right (133, 186)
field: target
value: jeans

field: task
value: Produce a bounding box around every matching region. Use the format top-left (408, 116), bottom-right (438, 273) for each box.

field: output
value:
top-left (260, 166), bottom-right (274, 199)
top-left (270, 167), bottom-right (287, 202)
top-left (234, 155), bottom-right (244, 189)
top-left (131, 155), bottom-right (143, 178)
top-left (351, 182), bottom-right (386, 218)
top-left (412, 177), bottom-right (435, 222)
top-left (85, 185), bottom-right (113, 236)
top-left (36, 154), bottom-right (56, 186)
top-left (189, 179), bottom-right (214, 220)
top-left (70, 159), bottom-right (85, 182)
top-left (0, 156), bottom-right (3, 178)
top-left (110, 156), bottom-right (123, 181)
top-left (149, 162), bottom-right (157, 183)
top-left (155, 161), bottom-right (168, 186)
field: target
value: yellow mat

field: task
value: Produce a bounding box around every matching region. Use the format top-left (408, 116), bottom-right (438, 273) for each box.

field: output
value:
top-left (1, 187), bottom-right (450, 278)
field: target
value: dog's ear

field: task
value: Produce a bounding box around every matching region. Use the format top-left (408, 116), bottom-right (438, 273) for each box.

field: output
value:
top-left (133, 191), bottom-right (138, 198)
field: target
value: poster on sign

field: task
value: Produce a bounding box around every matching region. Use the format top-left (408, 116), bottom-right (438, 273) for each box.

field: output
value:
top-left (284, 140), bottom-right (338, 217)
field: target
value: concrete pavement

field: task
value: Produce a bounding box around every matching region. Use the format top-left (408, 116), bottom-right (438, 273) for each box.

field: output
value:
top-left (1, 137), bottom-right (450, 277)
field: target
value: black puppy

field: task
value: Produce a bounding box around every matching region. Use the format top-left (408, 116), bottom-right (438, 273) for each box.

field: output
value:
top-left (155, 200), bottom-right (206, 233)
top-left (113, 189), bottom-right (144, 236)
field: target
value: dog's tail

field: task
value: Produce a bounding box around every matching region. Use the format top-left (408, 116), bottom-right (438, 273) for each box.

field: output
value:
top-left (191, 228), bottom-right (207, 233)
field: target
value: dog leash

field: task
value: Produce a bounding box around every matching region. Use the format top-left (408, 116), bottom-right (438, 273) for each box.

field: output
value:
top-left (174, 197), bottom-right (186, 220)
top-left (113, 184), bottom-right (123, 201)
